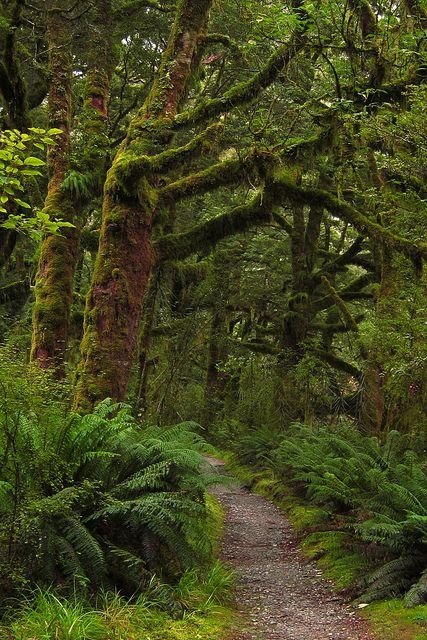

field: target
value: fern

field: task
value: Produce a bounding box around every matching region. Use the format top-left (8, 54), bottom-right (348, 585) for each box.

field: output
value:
top-left (404, 566), bottom-right (427, 606)
top-left (0, 397), bottom-right (218, 599)
top-left (243, 421), bottom-right (427, 603)
top-left (61, 170), bottom-right (93, 200)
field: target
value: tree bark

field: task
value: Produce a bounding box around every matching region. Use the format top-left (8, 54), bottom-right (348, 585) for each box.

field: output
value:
top-left (74, 0), bottom-right (213, 411)
top-left (30, 2), bottom-right (74, 373)
top-left (31, 0), bottom-right (113, 374)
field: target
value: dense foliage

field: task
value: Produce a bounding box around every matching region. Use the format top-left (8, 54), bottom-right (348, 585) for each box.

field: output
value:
top-left (0, 352), bottom-right (219, 609)
top-left (0, 0), bottom-right (426, 633)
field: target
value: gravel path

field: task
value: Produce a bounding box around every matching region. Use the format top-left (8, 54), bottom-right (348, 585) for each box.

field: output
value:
top-left (208, 458), bottom-right (376, 640)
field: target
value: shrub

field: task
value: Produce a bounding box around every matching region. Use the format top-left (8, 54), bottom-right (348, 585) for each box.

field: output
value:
top-left (0, 382), bottom-right (218, 604)
top-left (273, 424), bottom-right (427, 604)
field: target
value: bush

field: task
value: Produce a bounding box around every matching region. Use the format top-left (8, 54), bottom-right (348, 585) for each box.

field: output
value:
top-left (0, 358), bottom-right (219, 605)
top-left (273, 424), bottom-right (427, 604)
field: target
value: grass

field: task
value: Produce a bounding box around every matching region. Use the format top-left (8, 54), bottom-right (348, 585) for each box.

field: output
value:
top-left (0, 563), bottom-right (236, 640)
top-left (363, 600), bottom-right (427, 640)
top-left (0, 590), bottom-right (234, 640)
top-left (2, 591), bottom-right (107, 640)
top-left (301, 531), bottom-right (372, 590)
top-left (0, 493), bottom-right (236, 640)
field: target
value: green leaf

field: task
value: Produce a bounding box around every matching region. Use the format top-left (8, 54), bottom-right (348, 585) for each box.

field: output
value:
top-left (21, 169), bottom-right (42, 176)
top-left (15, 199), bottom-right (31, 209)
top-left (57, 221), bottom-right (75, 228)
top-left (23, 157), bottom-right (45, 167)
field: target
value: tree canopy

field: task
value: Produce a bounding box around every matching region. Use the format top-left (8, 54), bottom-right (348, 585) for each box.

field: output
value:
top-left (0, 0), bottom-right (427, 631)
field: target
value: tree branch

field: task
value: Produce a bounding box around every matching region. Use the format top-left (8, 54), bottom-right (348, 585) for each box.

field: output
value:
top-left (114, 122), bottom-right (224, 189)
top-left (172, 23), bottom-right (307, 130)
top-left (158, 149), bottom-right (275, 204)
top-left (311, 348), bottom-right (363, 379)
top-left (156, 191), bottom-right (273, 261)
top-left (269, 171), bottom-right (427, 264)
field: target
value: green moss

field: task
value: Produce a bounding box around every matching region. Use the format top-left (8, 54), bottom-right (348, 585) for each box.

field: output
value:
top-left (302, 531), bottom-right (370, 589)
top-left (288, 504), bottom-right (329, 533)
top-left (363, 600), bottom-right (427, 640)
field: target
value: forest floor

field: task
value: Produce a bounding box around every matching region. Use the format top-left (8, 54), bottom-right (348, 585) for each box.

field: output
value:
top-left (208, 457), bottom-right (377, 640)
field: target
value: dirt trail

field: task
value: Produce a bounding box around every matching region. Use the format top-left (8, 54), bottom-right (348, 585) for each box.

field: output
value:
top-left (209, 458), bottom-right (376, 640)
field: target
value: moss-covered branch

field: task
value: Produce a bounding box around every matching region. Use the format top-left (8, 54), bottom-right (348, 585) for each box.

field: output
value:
top-left (355, 66), bottom-right (427, 107)
top-left (320, 236), bottom-right (366, 275)
top-left (313, 274), bottom-right (375, 314)
top-left (159, 156), bottom-right (238, 203)
top-left (340, 273), bottom-right (376, 296)
top-left (311, 314), bottom-right (365, 334)
top-left (282, 128), bottom-right (333, 159)
top-left (115, 122), bottom-right (224, 189)
top-left (159, 149), bottom-right (276, 204)
top-left (311, 348), bottom-right (363, 379)
top-left (233, 339), bottom-right (281, 356)
top-left (320, 276), bottom-right (359, 332)
top-left (156, 191), bottom-right (272, 260)
top-left (172, 23), bottom-right (307, 130)
top-left (272, 211), bottom-right (293, 235)
top-left (168, 260), bottom-right (209, 284)
top-left (201, 33), bottom-right (243, 58)
top-left (269, 171), bottom-right (427, 263)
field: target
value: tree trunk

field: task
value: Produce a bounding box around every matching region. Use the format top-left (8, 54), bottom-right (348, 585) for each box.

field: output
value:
top-left (74, 0), bottom-right (213, 411)
top-left (31, 0), bottom-right (113, 374)
top-left (135, 268), bottom-right (160, 413)
top-left (30, 2), bottom-right (74, 373)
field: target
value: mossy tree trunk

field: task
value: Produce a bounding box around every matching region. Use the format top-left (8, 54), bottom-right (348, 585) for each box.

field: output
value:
top-left (135, 268), bottom-right (160, 412)
top-left (204, 251), bottom-right (233, 426)
top-left (30, 2), bottom-right (74, 373)
top-left (74, 0), bottom-right (213, 410)
top-left (275, 197), bottom-right (325, 422)
top-left (31, 0), bottom-right (113, 374)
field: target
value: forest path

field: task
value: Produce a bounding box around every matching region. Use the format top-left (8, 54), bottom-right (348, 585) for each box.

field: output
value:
top-left (208, 458), bottom-right (376, 640)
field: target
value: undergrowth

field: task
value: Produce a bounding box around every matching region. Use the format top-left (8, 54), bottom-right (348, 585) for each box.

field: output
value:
top-left (218, 420), bottom-right (427, 606)
top-left (0, 348), bottom-right (235, 639)
top-left (0, 561), bottom-right (235, 640)
top-left (0, 350), bottom-right (227, 613)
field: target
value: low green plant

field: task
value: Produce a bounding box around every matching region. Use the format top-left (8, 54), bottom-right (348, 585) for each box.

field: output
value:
top-left (363, 599), bottom-right (427, 640)
top-left (232, 425), bottom-right (283, 469)
top-left (4, 590), bottom-right (107, 640)
top-left (173, 561), bottom-right (234, 613)
top-left (0, 563), bottom-right (235, 640)
top-left (0, 355), bottom-right (220, 604)
top-left (273, 424), bottom-right (427, 603)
